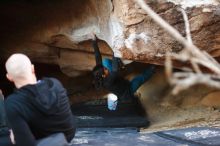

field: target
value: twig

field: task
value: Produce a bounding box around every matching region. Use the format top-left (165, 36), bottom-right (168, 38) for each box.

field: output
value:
top-left (135, 0), bottom-right (220, 74)
top-left (172, 73), bottom-right (220, 94)
top-left (165, 52), bottom-right (172, 81)
top-left (178, 8), bottom-right (193, 44)
top-left (134, 0), bottom-right (220, 94)
top-left (191, 58), bottom-right (202, 73)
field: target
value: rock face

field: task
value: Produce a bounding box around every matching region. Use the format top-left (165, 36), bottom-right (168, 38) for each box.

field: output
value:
top-left (0, 0), bottom-right (220, 76)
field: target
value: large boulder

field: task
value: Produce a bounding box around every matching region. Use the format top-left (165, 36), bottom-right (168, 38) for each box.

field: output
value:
top-left (0, 0), bottom-right (220, 76)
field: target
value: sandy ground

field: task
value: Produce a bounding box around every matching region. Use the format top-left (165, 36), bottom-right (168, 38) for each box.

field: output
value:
top-left (142, 104), bottom-right (220, 132)
top-left (136, 68), bottom-right (220, 132)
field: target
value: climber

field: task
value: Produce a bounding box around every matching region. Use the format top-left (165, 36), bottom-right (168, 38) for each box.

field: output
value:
top-left (91, 34), bottom-right (156, 105)
top-left (3, 53), bottom-right (76, 146)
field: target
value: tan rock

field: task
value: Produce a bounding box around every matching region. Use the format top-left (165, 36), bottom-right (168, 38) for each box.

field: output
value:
top-left (201, 91), bottom-right (220, 108)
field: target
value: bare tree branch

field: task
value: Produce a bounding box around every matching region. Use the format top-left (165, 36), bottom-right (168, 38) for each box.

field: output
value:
top-left (134, 0), bottom-right (220, 94)
top-left (191, 58), bottom-right (202, 73)
top-left (165, 52), bottom-right (173, 82)
top-left (178, 8), bottom-right (193, 44)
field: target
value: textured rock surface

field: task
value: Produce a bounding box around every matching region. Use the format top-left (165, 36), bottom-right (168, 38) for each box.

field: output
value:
top-left (0, 0), bottom-right (220, 76)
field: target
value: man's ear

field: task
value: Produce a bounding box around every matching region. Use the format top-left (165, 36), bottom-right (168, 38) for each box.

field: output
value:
top-left (6, 73), bottom-right (13, 82)
top-left (31, 65), bottom-right (35, 74)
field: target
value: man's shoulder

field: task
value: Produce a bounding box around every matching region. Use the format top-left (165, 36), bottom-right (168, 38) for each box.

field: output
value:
top-left (42, 77), bottom-right (58, 81)
top-left (42, 77), bottom-right (62, 85)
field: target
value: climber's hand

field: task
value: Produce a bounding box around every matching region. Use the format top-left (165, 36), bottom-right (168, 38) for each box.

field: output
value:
top-left (113, 49), bottom-right (122, 58)
top-left (88, 32), bottom-right (97, 41)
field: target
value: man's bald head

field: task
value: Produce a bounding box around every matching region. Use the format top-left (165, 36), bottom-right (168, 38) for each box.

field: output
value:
top-left (5, 53), bottom-right (33, 80)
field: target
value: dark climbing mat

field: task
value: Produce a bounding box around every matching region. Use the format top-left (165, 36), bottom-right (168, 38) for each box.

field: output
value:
top-left (71, 98), bottom-right (150, 128)
top-left (70, 127), bottom-right (220, 146)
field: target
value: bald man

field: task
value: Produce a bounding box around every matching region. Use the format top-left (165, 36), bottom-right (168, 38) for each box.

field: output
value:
top-left (4, 53), bottom-right (75, 146)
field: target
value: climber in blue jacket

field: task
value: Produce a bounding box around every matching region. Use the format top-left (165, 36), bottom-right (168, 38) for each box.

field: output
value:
top-left (91, 34), bottom-right (155, 101)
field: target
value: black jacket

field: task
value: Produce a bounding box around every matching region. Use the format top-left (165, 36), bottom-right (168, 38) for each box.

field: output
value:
top-left (5, 78), bottom-right (75, 146)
